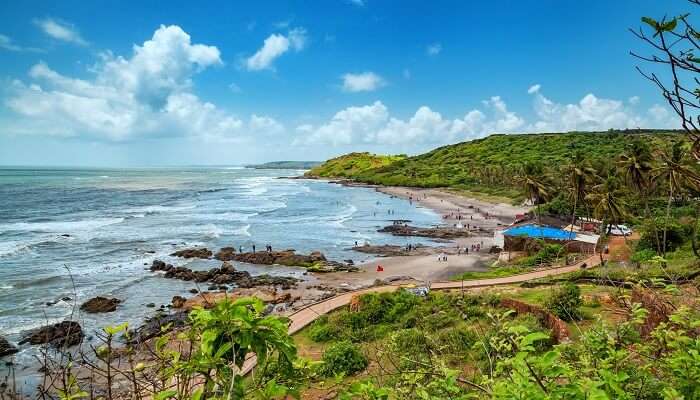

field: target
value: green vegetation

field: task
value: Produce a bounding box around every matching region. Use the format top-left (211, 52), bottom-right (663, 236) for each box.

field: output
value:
top-left (306, 152), bottom-right (406, 178)
top-left (307, 130), bottom-right (684, 201)
top-left (545, 282), bottom-right (584, 321)
top-left (319, 341), bottom-right (368, 377)
top-left (247, 161), bottom-right (321, 169)
top-left (451, 265), bottom-right (526, 281)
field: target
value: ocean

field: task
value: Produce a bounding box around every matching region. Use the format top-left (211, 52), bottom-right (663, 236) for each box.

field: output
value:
top-left (0, 166), bottom-right (440, 369)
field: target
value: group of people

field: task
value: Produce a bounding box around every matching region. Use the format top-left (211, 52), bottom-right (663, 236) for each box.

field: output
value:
top-left (244, 244), bottom-right (274, 254)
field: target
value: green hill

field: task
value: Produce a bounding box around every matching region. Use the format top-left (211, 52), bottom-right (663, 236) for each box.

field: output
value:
top-left (306, 130), bottom-right (686, 200)
top-left (305, 152), bottom-right (406, 178)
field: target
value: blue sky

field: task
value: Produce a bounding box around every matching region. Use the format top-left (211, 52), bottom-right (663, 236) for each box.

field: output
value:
top-left (0, 0), bottom-right (692, 166)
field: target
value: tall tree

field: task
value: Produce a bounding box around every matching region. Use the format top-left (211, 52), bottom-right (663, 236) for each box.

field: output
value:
top-left (565, 151), bottom-right (596, 235)
top-left (652, 141), bottom-right (700, 255)
top-left (618, 140), bottom-right (659, 252)
top-left (586, 175), bottom-right (627, 235)
top-left (517, 162), bottom-right (550, 228)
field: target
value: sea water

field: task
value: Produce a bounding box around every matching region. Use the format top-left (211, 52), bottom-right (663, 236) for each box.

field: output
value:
top-left (0, 166), bottom-right (440, 372)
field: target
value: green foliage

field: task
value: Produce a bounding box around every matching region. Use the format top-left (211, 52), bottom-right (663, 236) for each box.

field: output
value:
top-left (306, 152), bottom-right (406, 178)
top-left (319, 340), bottom-right (369, 377)
top-left (307, 131), bottom-right (686, 200)
top-left (518, 242), bottom-right (565, 267)
top-left (545, 282), bottom-right (583, 321)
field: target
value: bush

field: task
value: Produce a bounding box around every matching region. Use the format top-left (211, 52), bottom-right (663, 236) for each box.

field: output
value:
top-left (319, 341), bottom-right (368, 377)
top-left (631, 248), bottom-right (657, 266)
top-left (545, 282), bottom-right (583, 321)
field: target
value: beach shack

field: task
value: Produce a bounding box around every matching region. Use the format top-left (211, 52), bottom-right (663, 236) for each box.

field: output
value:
top-left (494, 223), bottom-right (600, 261)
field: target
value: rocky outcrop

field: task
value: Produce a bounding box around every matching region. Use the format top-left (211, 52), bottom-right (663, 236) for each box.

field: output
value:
top-left (171, 296), bottom-right (186, 308)
top-left (214, 247), bottom-right (237, 261)
top-left (500, 299), bottom-right (570, 344)
top-left (150, 260), bottom-right (299, 289)
top-left (80, 296), bottom-right (121, 313)
top-left (19, 321), bottom-right (84, 347)
top-left (129, 311), bottom-right (189, 344)
top-left (228, 249), bottom-right (326, 267)
top-left (170, 248), bottom-right (213, 259)
top-left (378, 224), bottom-right (471, 239)
top-left (0, 336), bottom-right (18, 357)
top-left (351, 244), bottom-right (432, 257)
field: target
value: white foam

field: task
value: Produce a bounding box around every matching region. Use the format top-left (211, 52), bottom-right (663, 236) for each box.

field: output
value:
top-left (232, 224), bottom-right (251, 237)
top-left (0, 218), bottom-right (124, 234)
top-left (123, 205), bottom-right (196, 214)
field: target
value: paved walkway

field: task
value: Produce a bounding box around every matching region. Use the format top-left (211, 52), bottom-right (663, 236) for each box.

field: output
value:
top-left (238, 254), bottom-right (601, 375)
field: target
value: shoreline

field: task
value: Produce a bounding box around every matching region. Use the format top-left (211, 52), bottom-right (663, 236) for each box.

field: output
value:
top-left (292, 182), bottom-right (529, 290)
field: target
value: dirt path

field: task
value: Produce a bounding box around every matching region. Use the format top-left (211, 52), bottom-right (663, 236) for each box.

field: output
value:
top-left (238, 253), bottom-right (600, 374)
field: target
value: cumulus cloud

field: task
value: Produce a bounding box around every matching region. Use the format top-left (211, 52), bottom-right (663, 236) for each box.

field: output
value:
top-left (341, 72), bottom-right (386, 92)
top-left (34, 18), bottom-right (88, 46)
top-left (4, 25), bottom-right (283, 142)
top-left (245, 28), bottom-right (307, 71)
top-left (426, 43), bottom-right (441, 56)
top-left (295, 97), bottom-right (524, 146)
top-left (296, 88), bottom-right (678, 147)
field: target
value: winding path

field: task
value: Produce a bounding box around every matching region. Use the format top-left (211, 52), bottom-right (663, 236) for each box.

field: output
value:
top-left (239, 254), bottom-right (601, 374)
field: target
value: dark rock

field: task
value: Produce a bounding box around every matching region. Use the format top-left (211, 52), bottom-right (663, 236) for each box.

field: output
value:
top-left (170, 248), bottom-right (212, 259)
top-left (0, 336), bottom-right (18, 357)
top-left (146, 303), bottom-right (156, 308)
top-left (378, 224), bottom-right (472, 239)
top-left (351, 244), bottom-right (431, 257)
top-left (214, 247), bottom-right (237, 261)
top-left (171, 296), bottom-right (186, 309)
top-left (19, 321), bottom-right (83, 347)
top-left (61, 297), bottom-right (72, 302)
top-left (154, 261), bottom-right (300, 289)
top-left (129, 311), bottom-right (189, 344)
top-left (80, 297), bottom-right (121, 313)
top-left (189, 288), bottom-right (199, 294)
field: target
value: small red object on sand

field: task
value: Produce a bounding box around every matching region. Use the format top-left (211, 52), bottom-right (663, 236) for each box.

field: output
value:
top-left (376, 265), bottom-right (384, 272)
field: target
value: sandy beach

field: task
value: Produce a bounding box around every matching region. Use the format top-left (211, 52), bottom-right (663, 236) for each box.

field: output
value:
top-left (297, 185), bottom-right (529, 289)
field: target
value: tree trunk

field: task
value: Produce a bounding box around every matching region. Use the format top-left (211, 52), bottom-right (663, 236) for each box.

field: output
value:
top-left (663, 180), bottom-right (674, 256)
top-left (643, 195), bottom-right (662, 255)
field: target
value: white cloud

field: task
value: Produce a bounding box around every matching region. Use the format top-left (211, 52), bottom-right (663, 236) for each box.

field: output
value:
top-left (628, 96), bottom-right (640, 105)
top-left (0, 34), bottom-right (43, 52)
top-left (245, 28), bottom-right (307, 71)
top-left (296, 89), bottom-right (678, 147)
top-left (4, 25), bottom-right (283, 142)
top-left (527, 84), bottom-right (541, 94)
top-left (349, 0), bottom-right (365, 6)
top-left (341, 72), bottom-right (386, 92)
top-left (296, 97), bottom-right (524, 146)
top-left (34, 18), bottom-right (88, 46)
top-left (426, 42), bottom-right (442, 56)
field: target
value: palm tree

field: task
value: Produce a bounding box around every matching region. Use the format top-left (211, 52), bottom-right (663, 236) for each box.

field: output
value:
top-left (517, 162), bottom-right (550, 228)
top-left (652, 141), bottom-right (700, 255)
top-left (565, 152), bottom-right (597, 235)
top-left (586, 175), bottom-right (627, 235)
top-left (618, 140), bottom-right (658, 252)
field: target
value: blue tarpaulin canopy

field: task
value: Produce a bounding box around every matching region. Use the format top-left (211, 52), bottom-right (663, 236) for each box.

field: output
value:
top-left (503, 224), bottom-right (575, 241)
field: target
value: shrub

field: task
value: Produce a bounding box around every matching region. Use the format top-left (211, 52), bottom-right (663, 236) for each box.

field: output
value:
top-left (631, 248), bottom-right (657, 266)
top-left (545, 282), bottom-right (583, 321)
top-left (320, 341), bottom-right (368, 377)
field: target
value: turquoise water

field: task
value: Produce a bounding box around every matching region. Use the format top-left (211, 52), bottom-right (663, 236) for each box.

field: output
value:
top-left (0, 166), bottom-right (440, 370)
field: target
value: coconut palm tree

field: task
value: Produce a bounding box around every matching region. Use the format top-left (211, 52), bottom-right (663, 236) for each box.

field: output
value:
top-left (517, 162), bottom-right (550, 228)
top-left (586, 175), bottom-right (627, 235)
top-left (565, 152), bottom-right (597, 235)
top-left (618, 140), bottom-right (659, 252)
top-left (652, 141), bottom-right (700, 255)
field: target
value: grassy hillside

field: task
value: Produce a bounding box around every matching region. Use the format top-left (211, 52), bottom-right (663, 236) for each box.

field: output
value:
top-left (305, 152), bottom-right (406, 178)
top-left (307, 130), bottom-right (685, 200)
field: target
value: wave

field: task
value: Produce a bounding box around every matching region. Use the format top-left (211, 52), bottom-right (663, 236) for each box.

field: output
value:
top-left (0, 217), bottom-right (125, 234)
top-left (231, 224), bottom-right (251, 237)
top-left (122, 204), bottom-right (196, 215)
top-left (185, 212), bottom-right (257, 222)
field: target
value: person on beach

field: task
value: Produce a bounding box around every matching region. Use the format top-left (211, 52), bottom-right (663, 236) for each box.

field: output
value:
top-left (252, 244), bottom-right (256, 253)
top-left (239, 246), bottom-right (243, 253)
top-left (376, 265), bottom-right (384, 272)
top-left (355, 240), bottom-right (358, 247)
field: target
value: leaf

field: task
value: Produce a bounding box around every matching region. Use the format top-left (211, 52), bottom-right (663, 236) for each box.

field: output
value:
top-left (642, 16), bottom-right (658, 29)
top-left (154, 390), bottom-right (177, 400)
